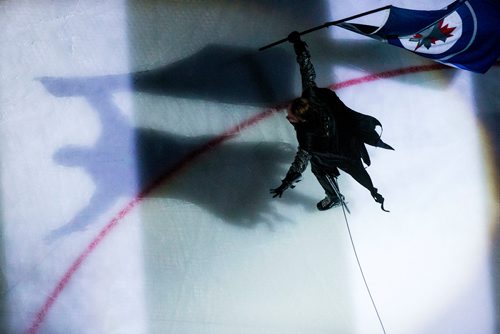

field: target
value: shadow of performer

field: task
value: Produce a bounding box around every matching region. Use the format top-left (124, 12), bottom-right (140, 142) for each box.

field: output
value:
top-left (39, 44), bottom-right (308, 241)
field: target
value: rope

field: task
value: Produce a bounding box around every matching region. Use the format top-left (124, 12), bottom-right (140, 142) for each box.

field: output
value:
top-left (339, 203), bottom-right (387, 334)
top-left (325, 174), bottom-right (387, 333)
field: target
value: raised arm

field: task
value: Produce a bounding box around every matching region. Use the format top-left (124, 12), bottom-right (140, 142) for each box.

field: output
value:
top-left (288, 31), bottom-right (317, 91)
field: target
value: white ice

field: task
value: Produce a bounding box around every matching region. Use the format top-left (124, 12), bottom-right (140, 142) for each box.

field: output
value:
top-left (0, 1), bottom-right (498, 333)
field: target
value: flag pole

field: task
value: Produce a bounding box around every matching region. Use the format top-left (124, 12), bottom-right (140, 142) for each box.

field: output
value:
top-left (258, 5), bottom-right (391, 51)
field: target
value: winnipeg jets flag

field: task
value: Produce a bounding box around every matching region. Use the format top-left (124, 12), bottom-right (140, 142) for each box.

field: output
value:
top-left (336, 0), bottom-right (499, 73)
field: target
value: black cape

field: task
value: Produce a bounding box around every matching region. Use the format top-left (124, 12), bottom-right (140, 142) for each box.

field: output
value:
top-left (295, 87), bottom-right (394, 166)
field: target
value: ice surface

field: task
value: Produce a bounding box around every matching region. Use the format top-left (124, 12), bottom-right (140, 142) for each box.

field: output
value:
top-left (0, 1), bottom-right (498, 333)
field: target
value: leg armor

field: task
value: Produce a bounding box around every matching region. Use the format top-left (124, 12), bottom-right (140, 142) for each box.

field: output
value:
top-left (311, 163), bottom-right (341, 198)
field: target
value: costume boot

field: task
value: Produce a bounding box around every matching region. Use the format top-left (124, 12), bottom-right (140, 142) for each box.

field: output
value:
top-left (317, 194), bottom-right (345, 211)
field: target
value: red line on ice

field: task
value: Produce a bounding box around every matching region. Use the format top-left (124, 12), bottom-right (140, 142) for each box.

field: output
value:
top-left (24, 63), bottom-right (465, 333)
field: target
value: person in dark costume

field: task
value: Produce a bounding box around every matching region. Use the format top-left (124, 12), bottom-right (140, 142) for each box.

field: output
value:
top-left (270, 31), bottom-right (393, 211)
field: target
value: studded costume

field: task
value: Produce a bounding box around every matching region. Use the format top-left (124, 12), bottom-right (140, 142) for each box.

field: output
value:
top-left (271, 32), bottom-right (393, 211)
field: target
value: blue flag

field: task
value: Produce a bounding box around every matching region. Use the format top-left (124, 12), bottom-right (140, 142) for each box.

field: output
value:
top-left (336, 0), bottom-right (499, 73)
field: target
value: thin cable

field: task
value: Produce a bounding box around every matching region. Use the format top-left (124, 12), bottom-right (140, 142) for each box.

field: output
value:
top-left (339, 204), bottom-right (387, 334)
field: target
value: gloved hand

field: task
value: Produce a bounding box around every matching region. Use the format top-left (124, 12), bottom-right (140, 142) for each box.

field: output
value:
top-left (287, 31), bottom-right (302, 44)
top-left (287, 31), bottom-right (307, 55)
top-left (270, 181), bottom-right (293, 198)
top-left (270, 177), bottom-right (301, 198)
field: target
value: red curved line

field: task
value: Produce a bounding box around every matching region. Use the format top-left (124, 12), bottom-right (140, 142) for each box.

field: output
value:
top-left (24, 63), bottom-right (477, 333)
top-left (330, 63), bottom-right (449, 90)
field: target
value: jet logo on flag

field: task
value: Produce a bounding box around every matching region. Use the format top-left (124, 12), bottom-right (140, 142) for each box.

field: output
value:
top-left (336, 0), bottom-right (499, 73)
top-left (408, 18), bottom-right (457, 51)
